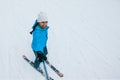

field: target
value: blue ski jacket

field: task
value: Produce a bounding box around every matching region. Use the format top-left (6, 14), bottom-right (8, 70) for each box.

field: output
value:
top-left (31, 23), bottom-right (49, 54)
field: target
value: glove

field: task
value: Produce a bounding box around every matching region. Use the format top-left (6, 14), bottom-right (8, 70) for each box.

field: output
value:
top-left (37, 51), bottom-right (47, 61)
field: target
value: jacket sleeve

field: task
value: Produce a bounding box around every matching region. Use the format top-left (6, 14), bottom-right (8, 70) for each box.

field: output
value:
top-left (33, 30), bottom-right (45, 53)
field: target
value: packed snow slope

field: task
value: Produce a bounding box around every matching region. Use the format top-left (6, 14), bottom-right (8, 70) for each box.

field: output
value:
top-left (0, 0), bottom-right (120, 80)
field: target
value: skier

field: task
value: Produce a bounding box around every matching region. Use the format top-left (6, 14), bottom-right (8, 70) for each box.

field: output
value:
top-left (31, 12), bottom-right (49, 70)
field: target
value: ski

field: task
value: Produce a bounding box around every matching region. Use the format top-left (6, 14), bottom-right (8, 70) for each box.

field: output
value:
top-left (45, 60), bottom-right (64, 77)
top-left (22, 55), bottom-right (54, 80)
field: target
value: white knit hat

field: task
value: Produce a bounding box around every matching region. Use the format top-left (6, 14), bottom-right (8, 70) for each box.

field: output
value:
top-left (37, 12), bottom-right (48, 22)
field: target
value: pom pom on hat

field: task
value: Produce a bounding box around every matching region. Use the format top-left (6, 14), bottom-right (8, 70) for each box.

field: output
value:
top-left (37, 12), bottom-right (48, 22)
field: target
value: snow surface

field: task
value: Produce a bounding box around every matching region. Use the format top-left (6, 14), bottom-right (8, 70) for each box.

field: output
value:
top-left (0, 0), bottom-right (120, 80)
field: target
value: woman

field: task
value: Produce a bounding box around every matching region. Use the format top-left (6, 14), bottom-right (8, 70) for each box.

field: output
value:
top-left (31, 12), bottom-right (49, 69)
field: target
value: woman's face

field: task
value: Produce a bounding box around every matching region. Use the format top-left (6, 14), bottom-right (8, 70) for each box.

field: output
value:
top-left (38, 21), bottom-right (48, 29)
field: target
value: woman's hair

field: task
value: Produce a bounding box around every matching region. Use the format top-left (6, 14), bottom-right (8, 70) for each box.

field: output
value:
top-left (30, 20), bottom-right (38, 34)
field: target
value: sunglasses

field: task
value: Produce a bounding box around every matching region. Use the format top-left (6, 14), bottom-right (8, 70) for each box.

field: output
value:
top-left (41, 21), bottom-right (48, 24)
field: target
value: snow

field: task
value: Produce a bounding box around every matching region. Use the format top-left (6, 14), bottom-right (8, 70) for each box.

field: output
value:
top-left (0, 0), bottom-right (120, 80)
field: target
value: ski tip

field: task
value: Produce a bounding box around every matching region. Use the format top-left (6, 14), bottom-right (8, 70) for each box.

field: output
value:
top-left (58, 73), bottom-right (64, 77)
top-left (22, 55), bottom-right (26, 58)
